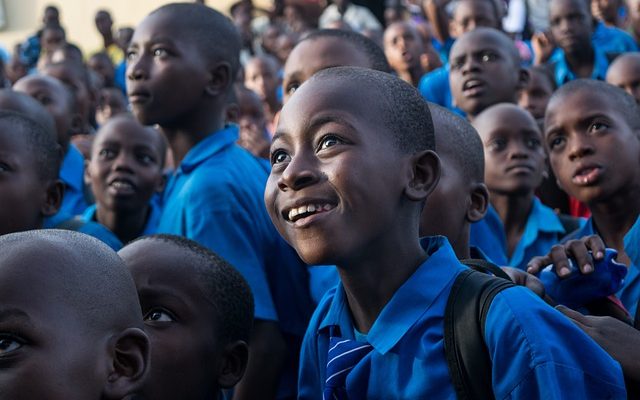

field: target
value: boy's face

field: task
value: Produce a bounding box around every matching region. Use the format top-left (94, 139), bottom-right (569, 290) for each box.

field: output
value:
top-left (591, 0), bottom-right (619, 23)
top-left (41, 28), bottom-right (65, 54)
top-left (0, 247), bottom-right (106, 399)
top-left (545, 89), bottom-right (640, 204)
top-left (450, 0), bottom-right (499, 37)
top-left (606, 57), bottom-right (640, 104)
top-left (126, 11), bottom-right (211, 127)
top-left (383, 22), bottom-right (423, 73)
top-left (88, 55), bottom-right (115, 87)
top-left (282, 37), bottom-right (370, 103)
top-left (119, 240), bottom-right (224, 399)
top-left (449, 31), bottom-right (522, 117)
top-left (244, 59), bottom-right (279, 104)
top-left (0, 121), bottom-right (53, 235)
top-left (475, 106), bottom-right (546, 195)
top-left (95, 88), bottom-right (128, 126)
top-left (265, 78), bottom-right (410, 265)
top-left (550, 0), bottom-right (593, 54)
top-left (238, 89), bottom-right (268, 140)
top-left (13, 76), bottom-right (74, 149)
top-left (43, 63), bottom-right (92, 127)
top-left (518, 70), bottom-right (555, 120)
top-left (87, 119), bottom-right (164, 213)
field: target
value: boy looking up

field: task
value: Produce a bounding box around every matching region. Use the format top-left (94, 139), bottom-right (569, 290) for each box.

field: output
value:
top-left (266, 66), bottom-right (625, 399)
top-left (126, 4), bottom-right (313, 399)
top-left (119, 234), bottom-right (254, 400)
top-left (448, 27), bottom-right (528, 121)
top-left (83, 115), bottom-right (166, 244)
top-left (0, 229), bottom-right (149, 399)
top-left (530, 79), bottom-right (640, 317)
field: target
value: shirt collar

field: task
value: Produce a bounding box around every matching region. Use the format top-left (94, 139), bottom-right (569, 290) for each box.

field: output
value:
top-left (552, 45), bottom-right (610, 85)
top-left (178, 125), bottom-right (239, 174)
top-left (59, 144), bottom-right (85, 191)
top-left (528, 198), bottom-right (565, 234)
top-left (319, 236), bottom-right (464, 354)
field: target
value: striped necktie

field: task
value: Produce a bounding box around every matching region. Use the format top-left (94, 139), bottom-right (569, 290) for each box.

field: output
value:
top-left (323, 334), bottom-right (373, 400)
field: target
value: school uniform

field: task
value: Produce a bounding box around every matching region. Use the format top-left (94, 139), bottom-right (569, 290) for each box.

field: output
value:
top-left (417, 64), bottom-right (466, 117)
top-left (80, 196), bottom-right (162, 237)
top-left (298, 236), bottom-right (626, 399)
top-left (592, 21), bottom-right (639, 54)
top-left (156, 125), bottom-right (314, 399)
top-left (469, 198), bottom-right (571, 270)
top-left (43, 210), bottom-right (123, 251)
top-left (58, 144), bottom-right (89, 216)
top-left (564, 217), bottom-right (640, 318)
top-left (549, 44), bottom-right (611, 87)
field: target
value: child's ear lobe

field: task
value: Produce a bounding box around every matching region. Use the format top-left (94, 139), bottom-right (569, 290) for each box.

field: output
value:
top-left (103, 327), bottom-right (150, 400)
top-left (466, 183), bottom-right (490, 222)
top-left (405, 150), bottom-right (441, 201)
top-left (517, 68), bottom-right (530, 91)
top-left (217, 340), bottom-right (249, 389)
top-left (206, 62), bottom-right (233, 98)
top-left (41, 180), bottom-right (64, 217)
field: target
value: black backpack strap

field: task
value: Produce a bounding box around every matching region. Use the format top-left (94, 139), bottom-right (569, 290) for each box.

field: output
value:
top-left (459, 258), bottom-right (511, 281)
top-left (444, 269), bottom-right (515, 400)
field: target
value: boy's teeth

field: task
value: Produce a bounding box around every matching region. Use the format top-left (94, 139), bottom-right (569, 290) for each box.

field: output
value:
top-left (287, 203), bottom-right (335, 221)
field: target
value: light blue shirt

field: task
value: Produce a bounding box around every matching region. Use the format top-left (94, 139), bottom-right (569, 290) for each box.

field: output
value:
top-left (470, 198), bottom-right (570, 270)
top-left (550, 44), bottom-right (611, 87)
top-left (156, 125), bottom-right (313, 399)
top-left (58, 144), bottom-right (89, 216)
top-left (566, 217), bottom-right (640, 318)
top-left (298, 236), bottom-right (627, 399)
top-left (592, 21), bottom-right (639, 54)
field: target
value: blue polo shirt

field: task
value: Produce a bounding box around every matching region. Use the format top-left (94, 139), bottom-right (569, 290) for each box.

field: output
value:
top-left (43, 211), bottom-right (123, 251)
top-left (549, 45), bottom-right (611, 87)
top-left (565, 217), bottom-right (640, 318)
top-left (469, 199), bottom-right (570, 270)
top-left (58, 144), bottom-right (89, 216)
top-left (299, 236), bottom-right (626, 399)
top-left (81, 197), bottom-right (162, 239)
top-left (156, 125), bottom-right (313, 398)
top-left (417, 65), bottom-right (466, 117)
top-left (592, 21), bottom-right (639, 54)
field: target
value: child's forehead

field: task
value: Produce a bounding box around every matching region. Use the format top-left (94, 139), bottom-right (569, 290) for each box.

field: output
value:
top-left (551, 0), bottom-right (589, 14)
top-left (452, 32), bottom-right (506, 55)
top-left (475, 105), bottom-right (539, 136)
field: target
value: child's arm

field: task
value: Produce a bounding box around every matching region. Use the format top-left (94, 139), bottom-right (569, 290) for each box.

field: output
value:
top-left (233, 320), bottom-right (287, 400)
top-left (423, 0), bottom-right (451, 44)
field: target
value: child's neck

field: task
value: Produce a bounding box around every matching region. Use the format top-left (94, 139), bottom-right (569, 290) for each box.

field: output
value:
top-left (102, 32), bottom-right (115, 49)
top-left (589, 184), bottom-right (640, 265)
top-left (160, 102), bottom-right (226, 166)
top-left (566, 46), bottom-right (595, 78)
top-left (96, 205), bottom-right (150, 244)
top-left (397, 66), bottom-right (423, 87)
top-left (337, 224), bottom-right (428, 334)
top-left (490, 190), bottom-right (534, 258)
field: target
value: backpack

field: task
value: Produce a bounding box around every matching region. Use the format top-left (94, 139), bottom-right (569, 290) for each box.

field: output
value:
top-left (444, 259), bottom-right (515, 400)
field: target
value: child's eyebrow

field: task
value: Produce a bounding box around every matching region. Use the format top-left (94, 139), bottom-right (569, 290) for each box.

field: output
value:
top-left (0, 308), bottom-right (31, 323)
top-left (307, 114), bottom-right (356, 132)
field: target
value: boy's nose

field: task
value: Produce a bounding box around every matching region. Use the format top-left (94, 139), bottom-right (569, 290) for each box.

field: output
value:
top-left (127, 58), bottom-right (148, 81)
top-left (277, 156), bottom-right (320, 191)
top-left (568, 136), bottom-right (595, 161)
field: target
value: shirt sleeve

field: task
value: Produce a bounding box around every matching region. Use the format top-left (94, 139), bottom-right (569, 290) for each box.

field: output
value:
top-left (485, 287), bottom-right (627, 400)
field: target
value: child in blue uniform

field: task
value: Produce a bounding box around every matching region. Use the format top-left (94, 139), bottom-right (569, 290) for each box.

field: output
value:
top-left (470, 103), bottom-right (575, 269)
top-left (126, 4), bottom-right (313, 398)
top-left (266, 66), bottom-right (626, 399)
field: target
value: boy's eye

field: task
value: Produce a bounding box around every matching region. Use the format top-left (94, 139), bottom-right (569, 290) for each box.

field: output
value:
top-left (144, 309), bottom-right (174, 323)
top-left (271, 149), bottom-right (290, 165)
top-left (153, 48), bottom-right (169, 57)
top-left (525, 137), bottom-right (541, 149)
top-left (285, 82), bottom-right (299, 96)
top-left (547, 135), bottom-right (566, 150)
top-left (480, 51), bottom-right (498, 63)
top-left (451, 57), bottom-right (465, 70)
top-left (0, 162), bottom-right (11, 172)
top-left (137, 153), bottom-right (155, 165)
top-left (318, 135), bottom-right (342, 151)
top-left (0, 336), bottom-right (23, 356)
top-left (588, 122), bottom-right (609, 133)
top-left (126, 50), bottom-right (138, 61)
top-left (98, 149), bottom-right (117, 159)
top-left (488, 138), bottom-right (507, 151)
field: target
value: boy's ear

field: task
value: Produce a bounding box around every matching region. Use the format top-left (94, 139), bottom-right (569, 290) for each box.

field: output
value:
top-left (217, 340), bottom-right (250, 389)
top-left (206, 61), bottom-right (233, 98)
top-left (41, 179), bottom-right (64, 217)
top-left (103, 327), bottom-right (150, 400)
top-left (405, 150), bottom-right (441, 202)
top-left (516, 67), bottom-right (530, 91)
top-left (466, 182), bottom-right (490, 222)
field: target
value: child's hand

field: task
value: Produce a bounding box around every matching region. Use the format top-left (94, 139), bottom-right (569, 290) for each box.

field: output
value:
top-left (556, 305), bottom-right (640, 386)
top-left (526, 235), bottom-right (606, 277)
top-left (501, 267), bottom-right (558, 305)
top-left (531, 31), bottom-right (555, 65)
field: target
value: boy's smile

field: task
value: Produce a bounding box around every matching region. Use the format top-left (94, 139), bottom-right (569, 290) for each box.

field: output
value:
top-left (265, 77), bottom-right (410, 265)
top-left (545, 88), bottom-right (640, 203)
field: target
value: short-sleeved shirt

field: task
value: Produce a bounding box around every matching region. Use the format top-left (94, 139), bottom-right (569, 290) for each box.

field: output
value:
top-left (156, 125), bottom-right (313, 398)
top-left (298, 236), bottom-right (627, 399)
top-left (58, 144), bottom-right (89, 216)
top-left (592, 21), bottom-right (639, 54)
top-left (565, 217), bottom-right (640, 318)
top-left (81, 197), bottom-right (162, 239)
top-left (417, 64), bottom-right (466, 117)
top-left (470, 198), bottom-right (570, 269)
top-left (549, 45), bottom-right (611, 87)
top-left (44, 210), bottom-right (123, 251)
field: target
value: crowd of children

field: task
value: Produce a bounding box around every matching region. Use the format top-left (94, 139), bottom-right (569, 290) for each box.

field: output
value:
top-left (0, 0), bottom-right (640, 398)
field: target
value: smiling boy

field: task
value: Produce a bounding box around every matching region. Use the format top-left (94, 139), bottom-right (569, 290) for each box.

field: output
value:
top-left (267, 66), bottom-right (626, 399)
